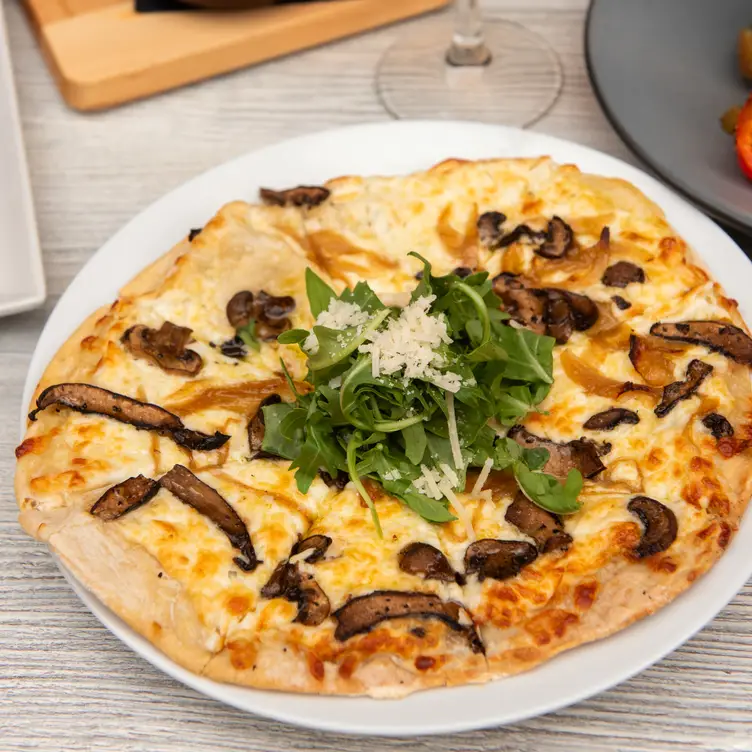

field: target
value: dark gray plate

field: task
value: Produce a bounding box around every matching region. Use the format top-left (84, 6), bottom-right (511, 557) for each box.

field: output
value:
top-left (586, 0), bottom-right (752, 232)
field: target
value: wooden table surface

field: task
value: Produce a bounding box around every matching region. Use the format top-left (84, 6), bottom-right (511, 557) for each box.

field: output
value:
top-left (2, 0), bottom-right (751, 749)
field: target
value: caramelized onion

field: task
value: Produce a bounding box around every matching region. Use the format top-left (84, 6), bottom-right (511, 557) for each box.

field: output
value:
top-left (530, 227), bottom-right (610, 289)
top-left (560, 350), bottom-right (660, 402)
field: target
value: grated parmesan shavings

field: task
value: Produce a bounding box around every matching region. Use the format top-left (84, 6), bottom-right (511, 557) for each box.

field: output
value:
top-left (359, 295), bottom-right (462, 391)
top-left (303, 299), bottom-right (370, 354)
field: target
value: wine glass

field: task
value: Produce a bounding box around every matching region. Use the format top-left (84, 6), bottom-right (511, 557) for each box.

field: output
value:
top-left (376, 0), bottom-right (562, 127)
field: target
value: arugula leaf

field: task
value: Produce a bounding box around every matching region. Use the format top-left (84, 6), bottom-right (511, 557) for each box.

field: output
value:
top-left (402, 421), bottom-right (427, 465)
top-left (266, 256), bottom-right (582, 529)
top-left (261, 402), bottom-right (303, 460)
top-left (515, 465), bottom-right (583, 515)
top-left (308, 308), bottom-right (391, 371)
top-left (236, 321), bottom-right (260, 352)
top-left (498, 326), bottom-right (554, 384)
top-left (278, 329), bottom-right (309, 345)
top-left (306, 268), bottom-right (337, 317)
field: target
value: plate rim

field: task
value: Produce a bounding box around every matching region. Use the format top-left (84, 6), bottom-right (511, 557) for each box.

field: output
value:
top-left (19, 120), bottom-right (752, 736)
top-left (584, 0), bottom-right (752, 234)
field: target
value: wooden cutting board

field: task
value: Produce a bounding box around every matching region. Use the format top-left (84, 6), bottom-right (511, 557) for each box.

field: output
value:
top-left (21, 0), bottom-right (450, 111)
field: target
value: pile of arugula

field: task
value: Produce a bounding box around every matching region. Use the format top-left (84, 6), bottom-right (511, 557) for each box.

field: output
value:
top-left (261, 254), bottom-right (582, 535)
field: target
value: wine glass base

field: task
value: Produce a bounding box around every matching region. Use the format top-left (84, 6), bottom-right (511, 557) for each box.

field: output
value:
top-left (377, 18), bottom-right (563, 128)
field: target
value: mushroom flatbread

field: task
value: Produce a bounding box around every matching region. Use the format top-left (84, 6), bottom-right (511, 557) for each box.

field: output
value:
top-left (15, 158), bottom-right (752, 698)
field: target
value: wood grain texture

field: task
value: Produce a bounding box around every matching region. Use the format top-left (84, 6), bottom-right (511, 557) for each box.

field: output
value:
top-left (22, 0), bottom-right (452, 111)
top-left (1, 0), bottom-right (751, 749)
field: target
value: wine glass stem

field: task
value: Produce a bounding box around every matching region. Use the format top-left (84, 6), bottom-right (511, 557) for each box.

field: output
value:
top-left (446, 0), bottom-right (492, 66)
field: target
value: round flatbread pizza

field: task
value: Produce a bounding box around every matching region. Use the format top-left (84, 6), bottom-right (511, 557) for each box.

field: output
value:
top-left (15, 157), bottom-right (752, 698)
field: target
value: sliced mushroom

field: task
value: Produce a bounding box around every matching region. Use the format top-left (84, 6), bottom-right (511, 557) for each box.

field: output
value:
top-left (260, 185), bottom-right (330, 208)
top-left (28, 383), bottom-right (229, 451)
top-left (612, 295), bottom-right (632, 311)
top-left (319, 470), bottom-right (350, 490)
top-left (546, 288), bottom-right (600, 331)
top-left (654, 359), bottom-right (713, 418)
top-left (602, 261), bottom-right (646, 288)
top-left (542, 290), bottom-right (574, 344)
top-left (650, 321), bottom-right (752, 365)
top-left (398, 542), bottom-right (463, 584)
top-left (160, 465), bottom-right (258, 571)
top-left (702, 412), bottom-right (734, 439)
top-left (226, 290), bottom-right (296, 341)
top-left (292, 534), bottom-right (332, 564)
top-left (508, 425), bottom-right (606, 479)
top-left (248, 394), bottom-right (282, 459)
top-left (122, 322), bottom-right (203, 376)
top-left (493, 274), bottom-right (599, 342)
top-left (332, 590), bottom-right (483, 652)
top-left (477, 211), bottom-right (507, 249)
top-left (583, 407), bottom-right (640, 431)
top-left (496, 224), bottom-right (546, 249)
top-left (226, 291), bottom-right (255, 329)
top-left (90, 475), bottom-right (160, 521)
top-left (464, 539), bottom-right (538, 581)
top-left (504, 494), bottom-right (572, 553)
top-left (627, 496), bottom-right (678, 558)
top-left (260, 561), bottom-right (330, 626)
top-left (535, 216), bottom-right (574, 259)
top-left (492, 273), bottom-right (547, 335)
top-left (219, 338), bottom-right (246, 359)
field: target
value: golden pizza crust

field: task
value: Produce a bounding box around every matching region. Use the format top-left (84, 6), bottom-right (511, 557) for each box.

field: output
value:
top-left (15, 157), bottom-right (752, 698)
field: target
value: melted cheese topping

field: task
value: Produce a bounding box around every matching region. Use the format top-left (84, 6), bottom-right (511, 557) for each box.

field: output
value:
top-left (16, 158), bottom-right (752, 672)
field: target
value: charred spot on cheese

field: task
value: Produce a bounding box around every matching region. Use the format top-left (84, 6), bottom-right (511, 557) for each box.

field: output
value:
top-left (612, 295), bottom-right (632, 311)
top-left (650, 321), bottom-right (752, 365)
top-left (602, 261), bottom-right (646, 288)
top-left (504, 494), bottom-right (572, 553)
top-left (702, 412), bottom-right (734, 439)
top-left (261, 561), bottom-right (330, 626)
top-left (248, 394), bottom-right (283, 459)
top-left (628, 496), bottom-right (678, 558)
top-left (654, 360), bottom-right (713, 418)
top-left (319, 470), bottom-right (350, 490)
top-left (90, 475), bottom-right (160, 521)
top-left (160, 465), bottom-right (258, 572)
top-left (583, 407), bottom-right (640, 431)
top-left (464, 539), bottom-right (538, 581)
top-left (226, 290), bottom-right (296, 341)
top-left (259, 185), bottom-right (330, 208)
top-left (476, 211), bottom-right (507, 249)
top-left (188, 228), bottom-right (202, 242)
top-left (332, 591), bottom-right (484, 653)
top-left (122, 322), bottom-right (203, 376)
top-left (28, 383), bottom-right (229, 451)
top-left (508, 425), bottom-right (605, 479)
top-left (398, 542), bottom-right (463, 584)
top-left (535, 216), bottom-right (574, 259)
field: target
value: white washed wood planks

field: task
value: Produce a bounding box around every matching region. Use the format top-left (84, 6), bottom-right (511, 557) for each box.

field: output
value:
top-left (1, 0), bottom-right (750, 749)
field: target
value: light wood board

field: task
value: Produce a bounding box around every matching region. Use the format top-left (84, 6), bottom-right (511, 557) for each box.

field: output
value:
top-left (20, 0), bottom-right (450, 111)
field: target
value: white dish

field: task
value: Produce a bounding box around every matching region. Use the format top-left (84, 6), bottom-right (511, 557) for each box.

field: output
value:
top-left (21, 121), bottom-right (752, 736)
top-left (0, 1), bottom-right (45, 317)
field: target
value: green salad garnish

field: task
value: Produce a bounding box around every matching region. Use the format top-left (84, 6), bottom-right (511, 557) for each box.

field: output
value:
top-left (264, 254), bottom-right (582, 536)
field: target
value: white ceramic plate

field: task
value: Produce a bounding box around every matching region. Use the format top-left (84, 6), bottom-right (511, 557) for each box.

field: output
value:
top-left (0, 1), bottom-right (45, 317)
top-left (21, 121), bottom-right (752, 736)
